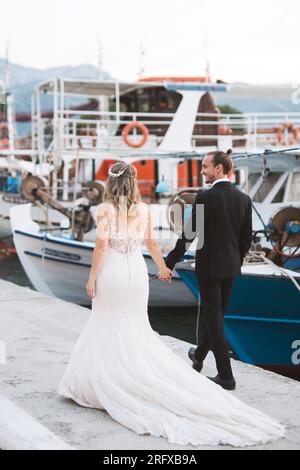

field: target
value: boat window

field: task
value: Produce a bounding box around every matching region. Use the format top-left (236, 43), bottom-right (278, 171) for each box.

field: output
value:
top-left (253, 172), bottom-right (282, 203)
top-left (272, 178), bottom-right (288, 203)
top-left (288, 172), bottom-right (300, 201)
top-left (137, 90), bottom-right (151, 113)
top-left (247, 173), bottom-right (261, 192)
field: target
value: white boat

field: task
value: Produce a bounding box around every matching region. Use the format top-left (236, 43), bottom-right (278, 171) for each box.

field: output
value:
top-left (8, 77), bottom-right (225, 306)
top-left (4, 75), bottom-right (300, 233)
top-left (10, 203), bottom-right (197, 307)
top-left (0, 75), bottom-right (229, 235)
top-left (237, 151), bottom-right (300, 239)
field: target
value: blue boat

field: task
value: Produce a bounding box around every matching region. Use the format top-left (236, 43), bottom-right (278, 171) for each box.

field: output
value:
top-left (176, 259), bottom-right (300, 380)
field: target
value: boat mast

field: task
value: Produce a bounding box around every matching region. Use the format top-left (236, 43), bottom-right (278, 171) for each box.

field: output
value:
top-left (205, 60), bottom-right (211, 83)
top-left (138, 43), bottom-right (145, 79)
top-left (97, 37), bottom-right (108, 111)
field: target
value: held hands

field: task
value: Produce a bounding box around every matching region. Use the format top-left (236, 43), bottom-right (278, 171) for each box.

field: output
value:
top-left (158, 267), bottom-right (173, 283)
top-left (86, 268), bottom-right (172, 295)
top-left (86, 277), bottom-right (96, 299)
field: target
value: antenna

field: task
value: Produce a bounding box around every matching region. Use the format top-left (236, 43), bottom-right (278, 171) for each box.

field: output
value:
top-left (206, 60), bottom-right (211, 83)
top-left (202, 38), bottom-right (211, 83)
top-left (97, 37), bottom-right (105, 114)
top-left (138, 43), bottom-right (145, 79)
top-left (98, 37), bottom-right (104, 80)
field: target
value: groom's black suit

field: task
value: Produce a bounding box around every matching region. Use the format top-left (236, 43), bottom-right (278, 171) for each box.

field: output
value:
top-left (165, 181), bottom-right (252, 379)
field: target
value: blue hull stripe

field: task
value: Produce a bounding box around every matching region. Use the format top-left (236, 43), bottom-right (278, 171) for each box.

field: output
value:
top-left (15, 229), bottom-right (94, 251)
top-left (24, 251), bottom-right (91, 268)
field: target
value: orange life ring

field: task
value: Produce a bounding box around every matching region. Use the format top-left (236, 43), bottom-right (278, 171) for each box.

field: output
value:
top-left (123, 122), bottom-right (149, 148)
top-left (276, 123), bottom-right (299, 146)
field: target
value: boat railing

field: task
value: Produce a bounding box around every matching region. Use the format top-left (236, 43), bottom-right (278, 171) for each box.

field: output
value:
top-left (33, 109), bottom-right (300, 154)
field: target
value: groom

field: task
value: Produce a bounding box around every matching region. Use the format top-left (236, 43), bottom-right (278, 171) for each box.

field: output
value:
top-left (163, 150), bottom-right (252, 390)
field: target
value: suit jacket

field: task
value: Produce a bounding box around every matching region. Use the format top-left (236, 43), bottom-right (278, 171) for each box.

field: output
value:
top-left (165, 182), bottom-right (253, 279)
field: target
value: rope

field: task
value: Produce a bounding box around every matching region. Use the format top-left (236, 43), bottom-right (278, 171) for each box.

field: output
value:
top-left (245, 251), bottom-right (300, 294)
top-left (251, 201), bottom-right (267, 233)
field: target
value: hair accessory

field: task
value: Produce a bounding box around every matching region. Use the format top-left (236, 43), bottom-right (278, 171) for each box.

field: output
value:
top-left (108, 167), bottom-right (127, 178)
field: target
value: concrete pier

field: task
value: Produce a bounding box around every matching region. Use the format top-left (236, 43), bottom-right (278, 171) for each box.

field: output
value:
top-left (0, 279), bottom-right (299, 450)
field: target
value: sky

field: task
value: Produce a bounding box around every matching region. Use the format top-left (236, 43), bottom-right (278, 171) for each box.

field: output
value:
top-left (1, 0), bottom-right (300, 84)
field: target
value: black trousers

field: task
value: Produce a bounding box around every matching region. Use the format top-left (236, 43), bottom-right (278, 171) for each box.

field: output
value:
top-left (194, 277), bottom-right (235, 380)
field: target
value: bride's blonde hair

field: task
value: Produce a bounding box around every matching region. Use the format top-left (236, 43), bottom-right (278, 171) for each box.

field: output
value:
top-left (103, 162), bottom-right (141, 213)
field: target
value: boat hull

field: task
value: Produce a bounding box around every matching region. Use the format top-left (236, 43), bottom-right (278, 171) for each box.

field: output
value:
top-left (10, 204), bottom-right (196, 307)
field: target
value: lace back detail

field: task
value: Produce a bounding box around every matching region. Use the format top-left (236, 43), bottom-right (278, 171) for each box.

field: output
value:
top-left (108, 216), bottom-right (140, 256)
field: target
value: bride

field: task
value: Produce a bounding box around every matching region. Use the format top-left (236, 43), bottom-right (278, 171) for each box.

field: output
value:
top-left (58, 162), bottom-right (285, 448)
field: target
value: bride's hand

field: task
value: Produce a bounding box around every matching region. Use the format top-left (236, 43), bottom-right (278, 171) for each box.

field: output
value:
top-left (158, 267), bottom-right (172, 283)
top-left (86, 277), bottom-right (96, 299)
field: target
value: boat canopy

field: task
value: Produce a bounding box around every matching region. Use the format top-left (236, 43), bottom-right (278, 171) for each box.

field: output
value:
top-left (37, 79), bottom-right (161, 97)
top-left (37, 78), bottom-right (228, 98)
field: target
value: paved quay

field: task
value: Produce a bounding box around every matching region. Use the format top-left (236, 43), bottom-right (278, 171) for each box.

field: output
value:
top-left (0, 279), bottom-right (299, 450)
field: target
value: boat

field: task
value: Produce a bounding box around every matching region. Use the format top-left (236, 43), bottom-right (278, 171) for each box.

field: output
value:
top-left (4, 75), bottom-right (300, 229)
top-left (0, 75), bottom-right (228, 235)
top-left (8, 76), bottom-right (230, 307)
top-left (10, 202), bottom-right (196, 307)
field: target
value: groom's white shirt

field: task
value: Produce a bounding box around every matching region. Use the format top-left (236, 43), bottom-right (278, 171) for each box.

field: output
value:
top-left (210, 177), bottom-right (230, 188)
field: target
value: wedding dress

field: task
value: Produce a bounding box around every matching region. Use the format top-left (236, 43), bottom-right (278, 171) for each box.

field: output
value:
top-left (58, 202), bottom-right (285, 448)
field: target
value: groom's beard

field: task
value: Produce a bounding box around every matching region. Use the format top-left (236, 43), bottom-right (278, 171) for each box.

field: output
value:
top-left (205, 177), bottom-right (213, 184)
top-left (206, 176), bottom-right (218, 184)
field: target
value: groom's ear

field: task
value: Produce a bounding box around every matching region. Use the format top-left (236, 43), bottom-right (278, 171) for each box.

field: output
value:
top-left (215, 163), bottom-right (223, 173)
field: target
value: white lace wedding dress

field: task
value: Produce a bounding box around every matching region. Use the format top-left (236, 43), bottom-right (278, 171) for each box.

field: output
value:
top-left (58, 202), bottom-right (285, 448)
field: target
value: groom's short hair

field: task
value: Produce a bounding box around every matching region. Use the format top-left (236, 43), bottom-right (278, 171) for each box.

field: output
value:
top-left (208, 149), bottom-right (233, 175)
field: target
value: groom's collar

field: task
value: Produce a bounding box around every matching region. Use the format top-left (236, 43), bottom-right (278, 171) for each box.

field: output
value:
top-left (210, 177), bottom-right (230, 188)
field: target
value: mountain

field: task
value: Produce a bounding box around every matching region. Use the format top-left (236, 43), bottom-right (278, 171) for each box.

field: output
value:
top-left (212, 83), bottom-right (300, 113)
top-left (0, 59), bottom-right (113, 113)
top-left (0, 58), bottom-right (112, 87)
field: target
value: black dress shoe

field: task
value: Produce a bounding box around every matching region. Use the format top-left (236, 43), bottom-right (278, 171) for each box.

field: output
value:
top-left (188, 347), bottom-right (203, 373)
top-left (207, 375), bottom-right (236, 391)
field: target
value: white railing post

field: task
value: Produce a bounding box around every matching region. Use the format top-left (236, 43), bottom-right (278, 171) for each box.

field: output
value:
top-left (60, 78), bottom-right (65, 157)
top-left (31, 93), bottom-right (36, 153)
top-left (52, 79), bottom-right (59, 199)
top-left (36, 87), bottom-right (44, 174)
top-left (115, 82), bottom-right (120, 122)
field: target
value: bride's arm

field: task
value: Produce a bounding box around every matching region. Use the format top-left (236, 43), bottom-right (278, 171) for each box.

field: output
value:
top-left (145, 207), bottom-right (172, 282)
top-left (86, 205), bottom-right (110, 298)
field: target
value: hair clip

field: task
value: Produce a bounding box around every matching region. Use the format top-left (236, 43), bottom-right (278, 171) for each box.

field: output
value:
top-left (108, 168), bottom-right (126, 178)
